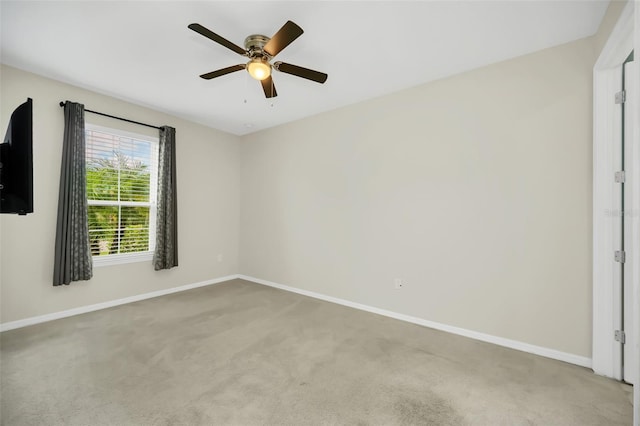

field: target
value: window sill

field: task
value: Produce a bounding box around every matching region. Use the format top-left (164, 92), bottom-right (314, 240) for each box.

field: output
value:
top-left (93, 251), bottom-right (154, 268)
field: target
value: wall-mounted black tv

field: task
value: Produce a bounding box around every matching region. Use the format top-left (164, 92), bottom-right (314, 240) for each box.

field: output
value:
top-left (0, 98), bottom-right (33, 215)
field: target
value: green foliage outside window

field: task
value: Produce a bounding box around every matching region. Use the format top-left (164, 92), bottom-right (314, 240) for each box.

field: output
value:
top-left (87, 152), bottom-right (151, 256)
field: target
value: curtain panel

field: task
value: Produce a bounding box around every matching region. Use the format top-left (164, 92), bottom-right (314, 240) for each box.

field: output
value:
top-left (153, 126), bottom-right (178, 270)
top-left (53, 102), bottom-right (93, 286)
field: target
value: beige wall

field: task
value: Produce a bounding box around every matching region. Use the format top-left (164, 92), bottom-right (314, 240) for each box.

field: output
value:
top-left (236, 2), bottom-right (629, 360)
top-left (0, 65), bottom-right (240, 323)
top-left (240, 37), bottom-right (597, 358)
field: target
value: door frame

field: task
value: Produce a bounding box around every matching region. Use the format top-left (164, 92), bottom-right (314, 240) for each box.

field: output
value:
top-left (592, 0), bottom-right (638, 422)
top-left (623, 56), bottom-right (638, 387)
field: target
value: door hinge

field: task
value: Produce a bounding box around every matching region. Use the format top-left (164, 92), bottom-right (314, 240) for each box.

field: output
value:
top-left (615, 250), bottom-right (626, 263)
top-left (615, 171), bottom-right (626, 183)
top-left (615, 329), bottom-right (626, 344)
top-left (615, 90), bottom-right (626, 104)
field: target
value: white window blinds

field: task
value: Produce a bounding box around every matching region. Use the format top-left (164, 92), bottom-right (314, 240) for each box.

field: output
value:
top-left (85, 125), bottom-right (158, 257)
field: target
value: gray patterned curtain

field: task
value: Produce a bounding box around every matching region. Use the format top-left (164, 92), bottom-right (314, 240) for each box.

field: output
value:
top-left (153, 126), bottom-right (178, 270)
top-left (53, 102), bottom-right (93, 286)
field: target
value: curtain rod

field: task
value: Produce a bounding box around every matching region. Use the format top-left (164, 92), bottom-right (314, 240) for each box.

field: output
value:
top-left (59, 101), bottom-right (161, 130)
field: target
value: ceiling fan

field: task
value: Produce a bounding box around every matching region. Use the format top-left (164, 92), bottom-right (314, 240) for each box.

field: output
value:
top-left (188, 20), bottom-right (328, 98)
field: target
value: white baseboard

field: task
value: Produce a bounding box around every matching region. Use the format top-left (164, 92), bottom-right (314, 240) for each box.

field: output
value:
top-left (1, 273), bottom-right (593, 370)
top-left (0, 274), bottom-right (240, 332)
top-left (238, 274), bottom-right (593, 369)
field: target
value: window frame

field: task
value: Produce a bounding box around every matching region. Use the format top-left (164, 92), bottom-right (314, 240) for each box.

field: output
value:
top-left (85, 123), bottom-right (159, 267)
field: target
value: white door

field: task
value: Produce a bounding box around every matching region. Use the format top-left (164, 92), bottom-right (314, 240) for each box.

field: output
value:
top-left (623, 57), bottom-right (637, 385)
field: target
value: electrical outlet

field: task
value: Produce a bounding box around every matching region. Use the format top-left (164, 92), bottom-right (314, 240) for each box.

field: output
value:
top-left (217, 254), bottom-right (223, 262)
top-left (394, 278), bottom-right (403, 289)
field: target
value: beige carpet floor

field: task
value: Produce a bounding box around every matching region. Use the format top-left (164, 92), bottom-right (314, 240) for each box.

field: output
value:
top-left (0, 279), bottom-right (633, 425)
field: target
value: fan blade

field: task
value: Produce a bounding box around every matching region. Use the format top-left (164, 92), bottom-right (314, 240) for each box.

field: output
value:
top-left (260, 76), bottom-right (278, 98)
top-left (275, 62), bottom-right (328, 84)
top-left (188, 23), bottom-right (246, 56)
top-left (200, 64), bottom-right (245, 80)
top-left (263, 21), bottom-right (303, 57)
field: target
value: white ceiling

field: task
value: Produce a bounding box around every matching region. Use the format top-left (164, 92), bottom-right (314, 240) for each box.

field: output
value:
top-left (1, 1), bottom-right (609, 136)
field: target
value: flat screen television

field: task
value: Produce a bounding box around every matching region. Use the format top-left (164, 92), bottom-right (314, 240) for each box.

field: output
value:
top-left (0, 98), bottom-right (33, 215)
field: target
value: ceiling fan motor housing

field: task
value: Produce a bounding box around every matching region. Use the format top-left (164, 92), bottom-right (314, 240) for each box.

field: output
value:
top-left (245, 34), bottom-right (271, 59)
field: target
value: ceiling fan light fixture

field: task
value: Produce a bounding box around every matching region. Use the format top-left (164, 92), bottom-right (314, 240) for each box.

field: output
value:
top-left (247, 59), bottom-right (271, 81)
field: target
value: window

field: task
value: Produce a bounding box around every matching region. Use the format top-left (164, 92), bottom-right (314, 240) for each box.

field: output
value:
top-left (85, 124), bottom-right (159, 266)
